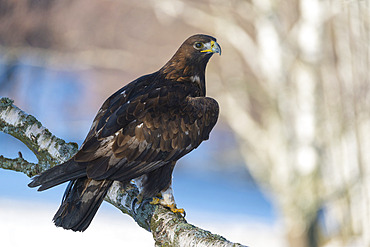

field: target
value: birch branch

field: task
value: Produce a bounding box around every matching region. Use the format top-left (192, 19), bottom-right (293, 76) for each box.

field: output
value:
top-left (0, 97), bottom-right (246, 247)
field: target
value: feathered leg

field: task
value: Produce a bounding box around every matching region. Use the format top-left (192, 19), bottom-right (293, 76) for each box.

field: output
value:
top-left (140, 161), bottom-right (185, 215)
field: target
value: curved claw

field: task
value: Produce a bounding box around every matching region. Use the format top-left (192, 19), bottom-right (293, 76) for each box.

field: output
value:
top-left (131, 197), bottom-right (139, 215)
top-left (171, 207), bottom-right (186, 217)
top-left (132, 197), bottom-right (154, 215)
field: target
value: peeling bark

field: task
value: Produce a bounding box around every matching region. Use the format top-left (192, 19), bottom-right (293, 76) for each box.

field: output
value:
top-left (0, 97), bottom-right (246, 247)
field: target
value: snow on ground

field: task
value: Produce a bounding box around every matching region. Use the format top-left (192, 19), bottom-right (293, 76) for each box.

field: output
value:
top-left (0, 198), bottom-right (153, 247)
top-left (0, 198), bottom-right (285, 247)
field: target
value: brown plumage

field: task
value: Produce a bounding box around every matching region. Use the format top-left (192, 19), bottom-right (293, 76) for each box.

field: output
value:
top-left (28, 34), bottom-right (221, 231)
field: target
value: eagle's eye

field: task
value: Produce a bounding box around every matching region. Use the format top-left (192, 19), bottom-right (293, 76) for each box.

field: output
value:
top-left (194, 42), bottom-right (204, 49)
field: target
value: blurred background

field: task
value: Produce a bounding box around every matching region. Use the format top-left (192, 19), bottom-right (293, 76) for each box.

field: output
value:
top-left (0, 0), bottom-right (369, 247)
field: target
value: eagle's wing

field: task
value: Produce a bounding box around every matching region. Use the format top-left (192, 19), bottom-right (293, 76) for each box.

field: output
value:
top-left (81, 74), bottom-right (153, 144)
top-left (74, 84), bottom-right (219, 181)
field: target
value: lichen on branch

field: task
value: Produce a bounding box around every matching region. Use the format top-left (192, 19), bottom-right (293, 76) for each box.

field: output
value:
top-left (0, 154), bottom-right (37, 177)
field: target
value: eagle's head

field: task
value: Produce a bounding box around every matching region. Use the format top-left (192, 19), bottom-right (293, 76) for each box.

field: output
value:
top-left (161, 34), bottom-right (221, 86)
top-left (183, 34), bottom-right (221, 54)
top-left (178, 34), bottom-right (221, 64)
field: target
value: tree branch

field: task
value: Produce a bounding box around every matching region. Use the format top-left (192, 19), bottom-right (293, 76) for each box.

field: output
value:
top-left (0, 154), bottom-right (37, 177)
top-left (0, 97), bottom-right (78, 174)
top-left (0, 97), bottom-right (246, 247)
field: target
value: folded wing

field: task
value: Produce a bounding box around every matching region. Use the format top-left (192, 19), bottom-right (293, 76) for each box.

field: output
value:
top-left (74, 89), bottom-right (219, 182)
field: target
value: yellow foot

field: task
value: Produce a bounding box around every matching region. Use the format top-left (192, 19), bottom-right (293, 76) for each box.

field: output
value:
top-left (150, 198), bottom-right (186, 217)
top-left (149, 197), bottom-right (160, 205)
top-left (169, 206), bottom-right (185, 215)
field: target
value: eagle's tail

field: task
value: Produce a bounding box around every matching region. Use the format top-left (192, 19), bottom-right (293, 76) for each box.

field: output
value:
top-left (28, 159), bottom-right (85, 191)
top-left (53, 178), bottom-right (113, 232)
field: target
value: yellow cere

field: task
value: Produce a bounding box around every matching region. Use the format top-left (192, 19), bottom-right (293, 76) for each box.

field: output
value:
top-left (200, 40), bottom-right (216, 53)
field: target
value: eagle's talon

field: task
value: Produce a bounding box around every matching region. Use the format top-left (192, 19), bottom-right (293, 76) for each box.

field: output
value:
top-left (150, 197), bottom-right (161, 205)
top-left (131, 197), bottom-right (140, 215)
top-left (136, 192), bottom-right (144, 204)
top-left (170, 207), bottom-right (186, 217)
top-left (168, 204), bottom-right (186, 217)
top-left (150, 197), bottom-right (186, 217)
top-left (132, 193), bottom-right (152, 214)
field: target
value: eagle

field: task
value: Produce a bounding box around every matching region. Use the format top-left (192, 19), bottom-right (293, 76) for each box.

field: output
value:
top-left (29, 34), bottom-right (221, 232)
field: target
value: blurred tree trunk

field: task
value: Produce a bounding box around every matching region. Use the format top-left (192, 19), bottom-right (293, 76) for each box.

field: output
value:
top-left (154, 0), bottom-right (370, 246)
top-left (219, 1), bottom-right (369, 246)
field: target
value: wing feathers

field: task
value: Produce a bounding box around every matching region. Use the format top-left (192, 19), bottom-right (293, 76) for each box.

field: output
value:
top-left (69, 82), bottom-right (218, 182)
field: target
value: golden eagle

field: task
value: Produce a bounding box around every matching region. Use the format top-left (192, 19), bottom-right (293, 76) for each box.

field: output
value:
top-left (29, 34), bottom-right (221, 231)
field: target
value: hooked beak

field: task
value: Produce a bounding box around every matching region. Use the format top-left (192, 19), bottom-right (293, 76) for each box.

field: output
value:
top-left (201, 40), bottom-right (221, 55)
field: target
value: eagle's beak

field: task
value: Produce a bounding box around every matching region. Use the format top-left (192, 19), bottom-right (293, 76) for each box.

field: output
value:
top-left (201, 40), bottom-right (221, 55)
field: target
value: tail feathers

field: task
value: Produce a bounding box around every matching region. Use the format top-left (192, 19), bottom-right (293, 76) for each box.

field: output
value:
top-left (28, 159), bottom-right (85, 191)
top-left (53, 178), bottom-right (113, 232)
